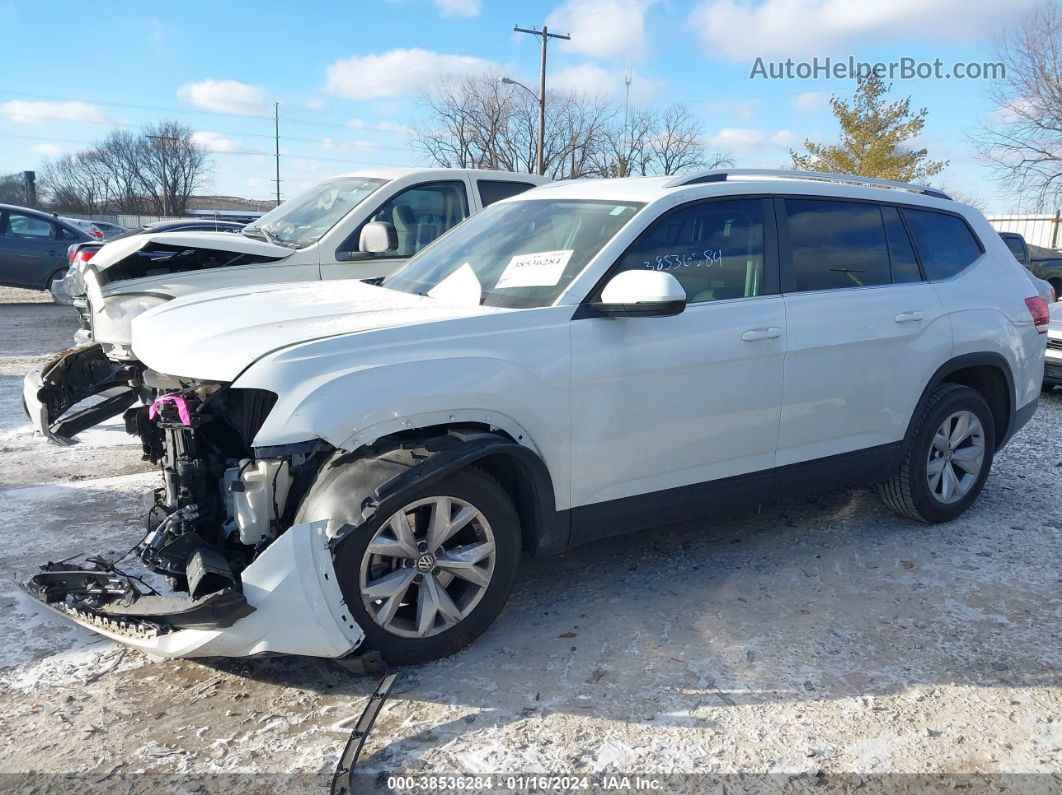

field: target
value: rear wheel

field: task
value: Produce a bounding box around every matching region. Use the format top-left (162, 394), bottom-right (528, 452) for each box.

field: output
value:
top-left (877, 383), bottom-right (996, 523)
top-left (333, 467), bottom-right (520, 665)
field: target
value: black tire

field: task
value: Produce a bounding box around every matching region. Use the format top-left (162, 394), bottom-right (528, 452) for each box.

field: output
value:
top-left (877, 383), bottom-right (996, 523)
top-left (333, 467), bottom-right (520, 666)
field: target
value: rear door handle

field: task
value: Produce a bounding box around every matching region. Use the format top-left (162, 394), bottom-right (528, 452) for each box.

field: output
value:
top-left (894, 311), bottom-right (924, 323)
top-left (741, 327), bottom-right (783, 342)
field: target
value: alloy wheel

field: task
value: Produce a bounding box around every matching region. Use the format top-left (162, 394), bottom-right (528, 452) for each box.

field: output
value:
top-left (926, 410), bottom-right (986, 504)
top-left (358, 496), bottom-right (496, 639)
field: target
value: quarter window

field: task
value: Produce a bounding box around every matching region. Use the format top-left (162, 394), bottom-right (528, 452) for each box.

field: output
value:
top-left (785, 199), bottom-right (890, 291)
top-left (903, 208), bottom-right (983, 280)
top-left (613, 199), bottom-right (766, 304)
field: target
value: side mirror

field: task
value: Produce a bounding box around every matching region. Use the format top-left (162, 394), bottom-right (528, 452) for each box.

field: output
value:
top-left (589, 270), bottom-right (686, 317)
top-left (359, 221), bottom-right (398, 254)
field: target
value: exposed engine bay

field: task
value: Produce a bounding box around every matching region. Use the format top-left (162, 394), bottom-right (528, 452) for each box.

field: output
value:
top-left (22, 380), bottom-right (364, 658)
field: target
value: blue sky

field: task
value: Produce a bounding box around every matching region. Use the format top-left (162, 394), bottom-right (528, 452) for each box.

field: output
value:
top-left (0, 0), bottom-right (1045, 211)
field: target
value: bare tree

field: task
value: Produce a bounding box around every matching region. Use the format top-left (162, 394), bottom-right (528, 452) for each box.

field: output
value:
top-left (412, 73), bottom-right (619, 179)
top-left (974, 4), bottom-right (1062, 208)
top-left (591, 103), bottom-right (731, 177)
top-left (38, 121), bottom-right (208, 214)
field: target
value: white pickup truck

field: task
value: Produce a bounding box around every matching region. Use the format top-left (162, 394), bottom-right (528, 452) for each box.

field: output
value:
top-left (23, 168), bottom-right (548, 443)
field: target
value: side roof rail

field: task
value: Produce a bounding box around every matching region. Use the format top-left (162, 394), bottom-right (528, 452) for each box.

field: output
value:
top-left (665, 168), bottom-right (951, 200)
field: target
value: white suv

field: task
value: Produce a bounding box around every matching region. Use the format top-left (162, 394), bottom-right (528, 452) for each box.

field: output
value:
top-left (25, 169), bottom-right (1047, 666)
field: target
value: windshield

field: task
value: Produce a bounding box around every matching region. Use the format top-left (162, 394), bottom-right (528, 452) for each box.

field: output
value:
top-left (384, 199), bottom-right (643, 308)
top-left (243, 176), bottom-right (387, 249)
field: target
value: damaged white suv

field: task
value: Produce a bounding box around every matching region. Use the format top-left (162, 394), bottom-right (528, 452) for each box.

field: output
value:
top-left (25, 170), bottom-right (1047, 666)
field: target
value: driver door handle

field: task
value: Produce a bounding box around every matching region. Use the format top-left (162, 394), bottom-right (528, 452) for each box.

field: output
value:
top-left (741, 327), bottom-right (782, 342)
top-left (894, 311), bottom-right (924, 323)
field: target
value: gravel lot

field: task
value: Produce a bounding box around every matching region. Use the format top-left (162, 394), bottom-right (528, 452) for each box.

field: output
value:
top-left (0, 285), bottom-right (1059, 791)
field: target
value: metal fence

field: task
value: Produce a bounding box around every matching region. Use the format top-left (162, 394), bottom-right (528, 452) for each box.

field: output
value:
top-left (986, 213), bottom-right (1062, 250)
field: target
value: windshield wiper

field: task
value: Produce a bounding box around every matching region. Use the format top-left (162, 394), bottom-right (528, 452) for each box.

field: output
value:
top-left (242, 226), bottom-right (283, 246)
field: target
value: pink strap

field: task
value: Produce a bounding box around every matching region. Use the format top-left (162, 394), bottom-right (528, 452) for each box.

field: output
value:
top-left (148, 394), bottom-right (192, 426)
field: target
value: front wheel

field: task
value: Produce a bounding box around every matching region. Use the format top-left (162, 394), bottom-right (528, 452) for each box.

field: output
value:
top-left (333, 467), bottom-right (520, 665)
top-left (877, 383), bottom-right (996, 523)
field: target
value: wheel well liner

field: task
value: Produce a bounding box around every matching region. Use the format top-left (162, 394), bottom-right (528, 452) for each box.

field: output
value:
top-left (917, 353), bottom-right (1015, 450)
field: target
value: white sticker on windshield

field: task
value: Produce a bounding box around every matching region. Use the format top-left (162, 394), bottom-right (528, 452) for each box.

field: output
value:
top-left (428, 262), bottom-right (482, 305)
top-left (495, 250), bottom-right (574, 289)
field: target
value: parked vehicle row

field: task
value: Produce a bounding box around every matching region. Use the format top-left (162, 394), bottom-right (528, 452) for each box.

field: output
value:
top-left (0, 203), bottom-right (98, 293)
top-left (23, 168), bottom-right (547, 443)
top-left (22, 169), bottom-right (1047, 668)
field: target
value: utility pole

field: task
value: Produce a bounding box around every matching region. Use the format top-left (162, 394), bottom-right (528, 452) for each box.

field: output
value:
top-left (146, 134), bottom-right (178, 216)
top-left (513, 23), bottom-right (570, 176)
top-left (273, 101), bottom-right (281, 207)
top-left (623, 66), bottom-right (633, 176)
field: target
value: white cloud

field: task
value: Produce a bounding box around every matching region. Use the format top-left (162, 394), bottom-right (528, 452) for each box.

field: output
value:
top-left (191, 130), bottom-right (241, 152)
top-left (792, 91), bottom-right (826, 113)
top-left (689, 0), bottom-right (1041, 60)
top-left (304, 97), bottom-right (326, 110)
top-left (0, 100), bottom-right (110, 125)
top-left (376, 120), bottom-right (412, 135)
top-left (707, 127), bottom-right (797, 153)
top-left (325, 49), bottom-right (496, 99)
top-left (546, 0), bottom-right (660, 60)
top-left (177, 80), bottom-right (268, 114)
top-left (549, 64), bottom-right (663, 102)
top-left (433, 0), bottom-right (481, 16)
top-left (31, 143), bottom-right (62, 158)
top-left (347, 118), bottom-right (367, 129)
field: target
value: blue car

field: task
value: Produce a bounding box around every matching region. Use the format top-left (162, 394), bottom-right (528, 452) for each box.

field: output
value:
top-left (0, 203), bottom-right (95, 291)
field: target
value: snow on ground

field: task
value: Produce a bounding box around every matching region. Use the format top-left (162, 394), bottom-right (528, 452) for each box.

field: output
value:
top-left (0, 286), bottom-right (1059, 790)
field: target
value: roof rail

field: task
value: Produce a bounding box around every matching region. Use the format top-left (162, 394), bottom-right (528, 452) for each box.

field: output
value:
top-left (665, 168), bottom-right (951, 200)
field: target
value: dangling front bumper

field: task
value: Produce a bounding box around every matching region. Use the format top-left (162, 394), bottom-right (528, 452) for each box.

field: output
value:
top-left (22, 521), bottom-right (365, 659)
top-left (22, 343), bottom-right (139, 445)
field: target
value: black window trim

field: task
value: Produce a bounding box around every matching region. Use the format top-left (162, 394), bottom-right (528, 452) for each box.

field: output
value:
top-left (880, 204), bottom-right (925, 283)
top-left (899, 205), bottom-right (986, 283)
top-left (577, 194), bottom-right (781, 311)
top-left (776, 194), bottom-right (979, 294)
top-left (337, 179), bottom-right (470, 259)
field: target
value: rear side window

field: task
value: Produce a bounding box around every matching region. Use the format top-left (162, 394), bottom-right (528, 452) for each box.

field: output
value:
top-left (1001, 234), bottom-right (1028, 263)
top-left (784, 199), bottom-right (890, 291)
top-left (477, 180), bottom-right (536, 207)
top-left (903, 209), bottom-right (982, 280)
top-left (881, 206), bottom-right (921, 283)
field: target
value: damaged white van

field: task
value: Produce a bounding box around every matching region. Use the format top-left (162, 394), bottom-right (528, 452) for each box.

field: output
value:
top-left (22, 168), bottom-right (547, 443)
top-left (25, 170), bottom-right (1046, 665)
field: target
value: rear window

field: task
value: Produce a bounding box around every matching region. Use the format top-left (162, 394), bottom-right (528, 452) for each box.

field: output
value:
top-left (1001, 234), bottom-right (1027, 263)
top-left (903, 209), bottom-right (983, 280)
top-left (785, 199), bottom-right (891, 291)
top-left (477, 180), bottom-right (537, 207)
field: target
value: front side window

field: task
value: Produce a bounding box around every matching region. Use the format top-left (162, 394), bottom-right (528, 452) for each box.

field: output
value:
top-left (384, 199), bottom-right (642, 309)
top-left (903, 209), bottom-right (983, 280)
top-left (785, 199), bottom-right (891, 291)
top-left (243, 176), bottom-right (387, 249)
top-left (357, 181), bottom-right (469, 258)
top-left (6, 212), bottom-right (55, 239)
top-left (612, 198), bottom-right (767, 304)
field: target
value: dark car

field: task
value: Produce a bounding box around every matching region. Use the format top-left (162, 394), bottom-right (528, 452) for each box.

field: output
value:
top-left (0, 203), bottom-right (95, 291)
top-left (999, 231), bottom-right (1062, 296)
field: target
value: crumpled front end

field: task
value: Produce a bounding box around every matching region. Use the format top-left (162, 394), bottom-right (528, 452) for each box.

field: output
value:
top-left (22, 343), bottom-right (141, 445)
top-left (22, 383), bottom-right (364, 659)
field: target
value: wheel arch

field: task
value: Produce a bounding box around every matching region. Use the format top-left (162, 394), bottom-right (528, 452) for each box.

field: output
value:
top-left (915, 353), bottom-right (1015, 451)
top-left (294, 426), bottom-right (569, 560)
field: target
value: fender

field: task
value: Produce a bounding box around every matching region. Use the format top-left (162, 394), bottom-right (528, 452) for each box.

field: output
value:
top-left (293, 429), bottom-right (569, 558)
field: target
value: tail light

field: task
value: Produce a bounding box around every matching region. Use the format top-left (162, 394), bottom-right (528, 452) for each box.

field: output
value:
top-left (1025, 296), bottom-right (1050, 334)
top-left (71, 247), bottom-right (97, 266)
top-left (66, 244), bottom-right (78, 265)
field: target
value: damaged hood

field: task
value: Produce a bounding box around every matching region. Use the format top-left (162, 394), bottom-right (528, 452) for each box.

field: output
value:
top-left (90, 231), bottom-right (293, 274)
top-left (131, 279), bottom-right (502, 381)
